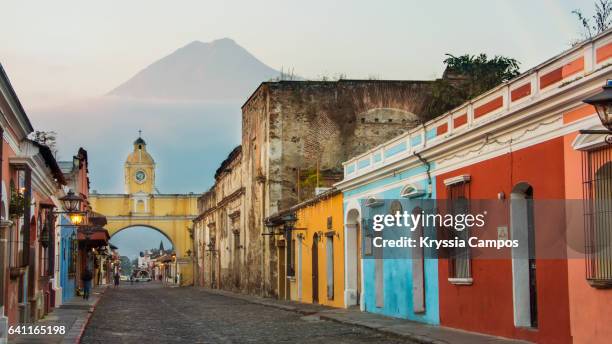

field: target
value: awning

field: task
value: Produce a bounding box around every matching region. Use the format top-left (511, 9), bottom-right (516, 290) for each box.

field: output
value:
top-left (78, 226), bottom-right (110, 243)
top-left (88, 211), bottom-right (108, 227)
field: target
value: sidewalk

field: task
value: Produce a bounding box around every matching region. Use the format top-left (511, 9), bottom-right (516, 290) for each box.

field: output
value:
top-left (202, 288), bottom-right (532, 344)
top-left (9, 286), bottom-right (107, 344)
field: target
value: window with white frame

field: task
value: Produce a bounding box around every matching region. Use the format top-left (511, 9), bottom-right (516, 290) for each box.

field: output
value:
top-left (445, 175), bottom-right (472, 283)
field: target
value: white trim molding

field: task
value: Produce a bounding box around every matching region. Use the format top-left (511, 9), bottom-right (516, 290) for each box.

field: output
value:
top-left (444, 175), bottom-right (471, 186)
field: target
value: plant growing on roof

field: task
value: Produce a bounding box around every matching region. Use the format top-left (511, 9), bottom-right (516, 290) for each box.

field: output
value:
top-left (424, 53), bottom-right (520, 120)
top-left (573, 0), bottom-right (612, 40)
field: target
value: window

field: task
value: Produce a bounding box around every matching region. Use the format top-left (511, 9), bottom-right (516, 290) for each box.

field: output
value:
top-left (286, 225), bottom-right (295, 277)
top-left (445, 176), bottom-right (472, 283)
top-left (582, 147), bottom-right (612, 287)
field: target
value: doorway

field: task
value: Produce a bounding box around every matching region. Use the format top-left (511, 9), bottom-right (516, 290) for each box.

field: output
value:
top-left (345, 208), bottom-right (361, 306)
top-left (412, 206), bottom-right (425, 313)
top-left (510, 183), bottom-right (538, 328)
top-left (312, 233), bottom-right (319, 304)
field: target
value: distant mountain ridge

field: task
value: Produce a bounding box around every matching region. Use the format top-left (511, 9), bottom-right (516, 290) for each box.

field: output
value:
top-left (108, 38), bottom-right (281, 101)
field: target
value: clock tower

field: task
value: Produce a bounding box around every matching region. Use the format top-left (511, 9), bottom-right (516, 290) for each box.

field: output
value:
top-left (125, 134), bottom-right (155, 195)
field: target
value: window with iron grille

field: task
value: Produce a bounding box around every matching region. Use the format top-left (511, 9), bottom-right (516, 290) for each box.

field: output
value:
top-left (582, 146), bottom-right (612, 288)
top-left (446, 179), bottom-right (472, 281)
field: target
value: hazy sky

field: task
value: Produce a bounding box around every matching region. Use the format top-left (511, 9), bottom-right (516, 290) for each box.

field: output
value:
top-left (2, 0), bottom-right (588, 108)
top-left (1, 1), bottom-right (593, 250)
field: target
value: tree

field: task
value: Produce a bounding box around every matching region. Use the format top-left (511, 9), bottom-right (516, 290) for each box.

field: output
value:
top-left (425, 53), bottom-right (520, 119)
top-left (120, 256), bottom-right (133, 275)
top-left (573, 0), bottom-right (612, 40)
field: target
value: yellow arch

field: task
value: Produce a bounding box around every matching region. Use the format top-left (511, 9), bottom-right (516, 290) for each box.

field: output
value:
top-left (90, 193), bottom-right (198, 285)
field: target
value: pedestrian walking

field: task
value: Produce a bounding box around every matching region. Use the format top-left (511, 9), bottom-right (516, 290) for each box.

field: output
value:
top-left (114, 272), bottom-right (120, 287)
top-left (81, 268), bottom-right (93, 300)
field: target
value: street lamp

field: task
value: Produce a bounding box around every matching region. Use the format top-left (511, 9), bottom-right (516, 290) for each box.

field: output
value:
top-left (581, 80), bottom-right (612, 143)
top-left (59, 190), bottom-right (84, 213)
top-left (172, 253), bottom-right (177, 285)
top-left (69, 213), bottom-right (84, 226)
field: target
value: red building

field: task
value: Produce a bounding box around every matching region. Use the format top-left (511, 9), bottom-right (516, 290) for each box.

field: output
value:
top-left (417, 30), bottom-right (612, 343)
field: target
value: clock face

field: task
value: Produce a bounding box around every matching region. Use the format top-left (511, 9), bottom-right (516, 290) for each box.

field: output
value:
top-left (135, 170), bottom-right (146, 183)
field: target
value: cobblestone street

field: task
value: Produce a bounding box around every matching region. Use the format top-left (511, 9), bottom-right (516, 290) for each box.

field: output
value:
top-left (80, 282), bottom-right (414, 344)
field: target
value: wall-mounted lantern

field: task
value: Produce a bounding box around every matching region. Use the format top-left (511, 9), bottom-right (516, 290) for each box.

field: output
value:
top-left (581, 80), bottom-right (612, 143)
top-left (59, 190), bottom-right (83, 213)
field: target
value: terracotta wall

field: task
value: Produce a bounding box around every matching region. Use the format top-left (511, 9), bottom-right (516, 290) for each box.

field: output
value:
top-left (563, 132), bottom-right (612, 343)
top-left (436, 138), bottom-right (572, 343)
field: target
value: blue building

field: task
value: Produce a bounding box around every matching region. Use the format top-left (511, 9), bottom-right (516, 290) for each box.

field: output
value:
top-left (337, 128), bottom-right (443, 325)
top-left (59, 215), bottom-right (77, 303)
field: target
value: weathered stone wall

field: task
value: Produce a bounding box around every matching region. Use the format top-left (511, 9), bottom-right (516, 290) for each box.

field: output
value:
top-left (267, 80), bottom-right (433, 210)
top-left (193, 147), bottom-right (245, 291)
top-left (236, 80), bottom-right (434, 298)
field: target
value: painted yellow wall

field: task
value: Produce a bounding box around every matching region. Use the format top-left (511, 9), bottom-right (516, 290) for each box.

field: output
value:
top-left (293, 192), bottom-right (344, 308)
top-left (90, 194), bottom-right (198, 286)
top-left (88, 138), bottom-right (199, 286)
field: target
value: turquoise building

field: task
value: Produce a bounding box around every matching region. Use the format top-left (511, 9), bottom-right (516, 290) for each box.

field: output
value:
top-left (337, 126), bottom-right (445, 324)
top-left (59, 215), bottom-right (77, 302)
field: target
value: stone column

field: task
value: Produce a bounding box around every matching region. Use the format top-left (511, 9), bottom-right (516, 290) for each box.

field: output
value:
top-left (0, 219), bottom-right (14, 344)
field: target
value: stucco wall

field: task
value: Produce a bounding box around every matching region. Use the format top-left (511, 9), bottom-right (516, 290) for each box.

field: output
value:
top-left (436, 138), bottom-right (571, 344)
top-left (563, 131), bottom-right (612, 344)
top-left (343, 165), bottom-right (439, 325)
top-left (291, 192), bottom-right (345, 308)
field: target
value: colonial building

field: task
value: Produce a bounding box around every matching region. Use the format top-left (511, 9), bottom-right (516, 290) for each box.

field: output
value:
top-left (337, 161), bottom-right (439, 324)
top-left (193, 146), bottom-right (244, 290)
top-left (239, 80), bottom-right (437, 297)
top-left (336, 28), bottom-right (612, 343)
top-left (194, 80), bottom-right (439, 297)
top-left (0, 64), bottom-right (74, 334)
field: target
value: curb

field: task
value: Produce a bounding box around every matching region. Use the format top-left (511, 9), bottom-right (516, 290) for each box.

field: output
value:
top-left (200, 288), bottom-right (527, 344)
top-left (71, 288), bottom-right (107, 344)
top-left (200, 288), bottom-right (438, 343)
top-left (317, 313), bottom-right (445, 344)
